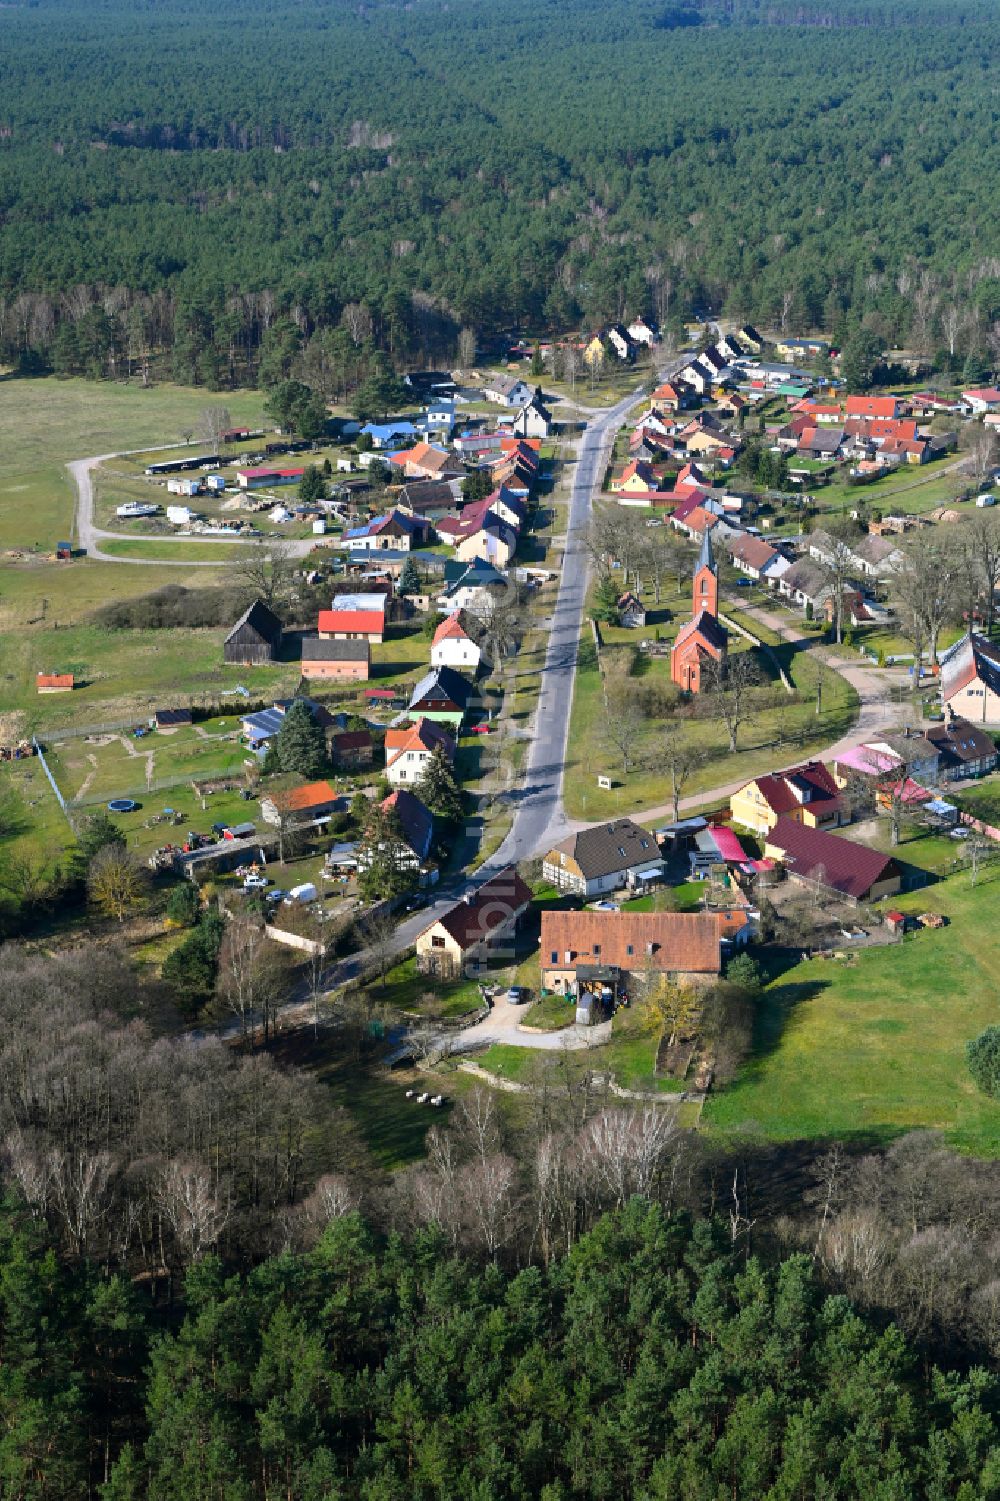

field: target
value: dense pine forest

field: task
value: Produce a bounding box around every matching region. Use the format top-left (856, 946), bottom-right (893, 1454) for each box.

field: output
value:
top-left (5, 1200), bottom-right (1000, 1499)
top-left (4, 0), bottom-right (1000, 384)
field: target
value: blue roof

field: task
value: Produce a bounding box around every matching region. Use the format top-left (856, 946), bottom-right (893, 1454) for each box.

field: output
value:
top-left (242, 708), bottom-right (285, 740)
top-left (361, 421), bottom-right (417, 440)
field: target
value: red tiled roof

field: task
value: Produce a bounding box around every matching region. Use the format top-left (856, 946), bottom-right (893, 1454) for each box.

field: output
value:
top-left (36, 673), bottom-right (74, 690)
top-left (541, 910), bottom-right (722, 975)
top-left (270, 779), bottom-right (337, 813)
top-left (747, 761), bottom-right (841, 818)
top-left (845, 396), bottom-right (899, 419)
top-left (432, 614), bottom-right (470, 644)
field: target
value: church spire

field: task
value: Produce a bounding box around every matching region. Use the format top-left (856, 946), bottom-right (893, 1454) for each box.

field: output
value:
top-left (695, 524), bottom-right (716, 577)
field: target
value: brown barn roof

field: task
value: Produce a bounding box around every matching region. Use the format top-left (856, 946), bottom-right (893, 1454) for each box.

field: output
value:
top-left (541, 910), bottom-right (722, 975)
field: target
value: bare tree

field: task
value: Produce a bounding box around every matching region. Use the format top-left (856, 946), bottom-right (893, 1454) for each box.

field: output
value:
top-left (964, 829), bottom-right (994, 887)
top-left (457, 326), bottom-right (476, 369)
top-left (891, 530), bottom-right (963, 667)
top-left (582, 1107), bottom-right (678, 1209)
top-left (958, 509), bottom-right (1000, 636)
top-left (156, 1158), bottom-right (230, 1263)
top-left (470, 578), bottom-right (524, 669)
top-left (48, 1148), bottom-right (114, 1257)
top-left (87, 845), bottom-right (146, 924)
top-left (939, 304), bottom-right (965, 361)
top-left (341, 302), bottom-right (373, 347)
top-left (660, 720), bottom-right (697, 823)
top-left (641, 525), bottom-right (681, 606)
top-left (461, 1152), bottom-right (519, 1259)
top-left (198, 405), bottom-right (232, 451)
top-left (704, 652), bottom-right (762, 753)
top-left (601, 670), bottom-right (645, 773)
top-left (236, 536), bottom-right (295, 611)
top-left (218, 916), bottom-right (283, 1042)
top-left (962, 420), bottom-right (999, 494)
top-left (812, 518), bottom-right (859, 645)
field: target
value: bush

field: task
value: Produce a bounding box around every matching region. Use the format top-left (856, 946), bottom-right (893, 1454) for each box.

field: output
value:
top-left (165, 881), bottom-right (201, 927)
top-left (725, 952), bottom-right (763, 995)
top-left (967, 1026), bottom-right (1000, 1098)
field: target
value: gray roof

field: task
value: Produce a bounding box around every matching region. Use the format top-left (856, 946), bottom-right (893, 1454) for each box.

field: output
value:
top-left (549, 818), bottom-right (660, 881)
top-left (301, 637), bottom-right (369, 662)
top-left (695, 525), bottom-right (716, 577)
top-left (225, 598), bottom-right (283, 644)
top-left (409, 664), bottom-right (476, 710)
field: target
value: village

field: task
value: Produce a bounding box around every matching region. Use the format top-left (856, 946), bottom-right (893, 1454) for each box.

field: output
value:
top-left (5, 315), bottom-right (1000, 1151)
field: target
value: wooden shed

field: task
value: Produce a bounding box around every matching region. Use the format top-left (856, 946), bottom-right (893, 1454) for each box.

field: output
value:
top-left (224, 599), bottom-right (283, 666)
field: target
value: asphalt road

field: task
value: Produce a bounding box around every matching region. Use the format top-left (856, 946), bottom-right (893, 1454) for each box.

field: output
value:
top-left (481, 385), bottom-right (647, 871)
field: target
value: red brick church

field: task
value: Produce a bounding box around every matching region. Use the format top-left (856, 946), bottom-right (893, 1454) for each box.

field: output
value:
top-left (670, 527), bottom-right (728, 693)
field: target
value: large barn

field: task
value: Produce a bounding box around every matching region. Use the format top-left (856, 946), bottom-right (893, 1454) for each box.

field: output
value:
top-left (224, 599), bottom-right (283, 666)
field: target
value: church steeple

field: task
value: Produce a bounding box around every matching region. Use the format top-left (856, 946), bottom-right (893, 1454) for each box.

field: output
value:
top-left (692, 524), bottom-right (718, 619)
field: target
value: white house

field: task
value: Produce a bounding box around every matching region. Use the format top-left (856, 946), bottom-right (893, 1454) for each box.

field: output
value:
top-left (627, 317), bottom-right (658, 347)
top-left (431, 613), bottom-right (483, 670)
top-left (962, 388), bottom-right (1000, 416)
top-left (940, 632), bottom-right (1000, 725)
top-left (508, 395), bottom-right (552, 439)
top-left (482, 375), bottom-right (533, 408)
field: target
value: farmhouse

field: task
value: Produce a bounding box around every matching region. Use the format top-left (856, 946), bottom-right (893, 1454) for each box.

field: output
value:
top-left (481, 375), bottom-right (533, 408)
top-left (508, 394), bottom-right (552, 439)
top-left (539, 910), bottom-right (723, 995)
top-left (542, 818), bottom-right (663, 898)
top-left (36, 673), bottom-right (74, 693)
top-left (300, 637), bottom-right (370, 682)
top-left (381, 789), bottom-right (434, 864)
top-left (438, 560), bottom-right (507, 612)
top-left (416, 866), bottom-right (532, 976)
top-left (341, 509), bottom-right (432, 552)
top-left (730, 761), bottom-right (844, 837)
top-left (384, 717), bottom-right (456, 786)
top-left (318, 593), bottom-right (386, 644)
top-left (330, 729), bottom-right (375, 771)
top-left (224, 600), bottom-right (283, 666)
top-left (763, 818), bottom-right (902, 903)
top-left (939, 632), bottom-right (1000, 725)
top-left (925, 714), bottom-right (997, 780)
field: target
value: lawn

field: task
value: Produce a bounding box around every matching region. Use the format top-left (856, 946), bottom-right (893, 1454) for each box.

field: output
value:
top-left (44, 719), bottom-right (252, 805)
top-left (0, 374), bottom-right (265, 549)
top-left (704, 862), bottom-right (1000, 1155)
top-left (476, 999), bottom-right (686, 1095)
top-left (563, 599), bottom-right (858, 822)
top-left (522, 990), bottom-right (576, 1030)
top-left (99, 539), bottom-right (255, 563)
top-left (0, 557), bottom-right (231, 632)
top-left (366, 954), bottom-right (485, 1020)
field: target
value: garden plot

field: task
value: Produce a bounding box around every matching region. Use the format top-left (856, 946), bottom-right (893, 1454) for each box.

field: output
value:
top-left (46, 718), bottom-right (251, 805)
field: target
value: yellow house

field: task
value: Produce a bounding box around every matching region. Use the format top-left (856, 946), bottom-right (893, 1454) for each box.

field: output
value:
top-left (686, 427), bottom-right (730, 456)
top-left (729, 762), bottom-right (844, 837)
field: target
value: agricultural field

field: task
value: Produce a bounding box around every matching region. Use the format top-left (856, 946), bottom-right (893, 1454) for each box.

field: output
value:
top-left (704, 861), bottom-right (1000, 1156)
top-left (0, 374), bottom-right (265, 550)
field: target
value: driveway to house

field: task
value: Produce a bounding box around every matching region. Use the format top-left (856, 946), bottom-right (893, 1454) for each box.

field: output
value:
top-left (68, 448), bottom-right (316, 565)
top-left (451, 990), bottom-right (613, 1051)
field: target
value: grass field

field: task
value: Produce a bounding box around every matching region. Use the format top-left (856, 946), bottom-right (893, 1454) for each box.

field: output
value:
top-left (99, 539), bottom-right (255, 562)
top-left (704, 863), bottom-right (1000, 1155)
top-left (0, 558), bottom-right (232, 630)
top-left (477, 999), bottom-right (686, 1095)
top-left (563, 599), bottom-right (858, 822)
top-left (44, 717), bottom-right (251, 804)
top-left (366, 955), bottom-right (486, 1020)
top-left (0, 374), bottom-right (265, 549)
top-left (0, 623), bottom-right (299, 731)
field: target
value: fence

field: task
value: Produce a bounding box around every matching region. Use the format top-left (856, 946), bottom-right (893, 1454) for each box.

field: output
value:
top-left (719, 612), bottom-right (794, 694)
top-left (31, 736), bottom-right (73, 827)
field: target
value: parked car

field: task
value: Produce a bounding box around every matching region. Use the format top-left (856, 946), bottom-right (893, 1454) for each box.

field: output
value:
top-left (243, 873), bottom-right (269, 890)
top-left (470, 722), bottom-right (491, 734)
top-left (265, 889), bottom-right (289, 904)
top-left (506, 985), bottom-right (530, 1004)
